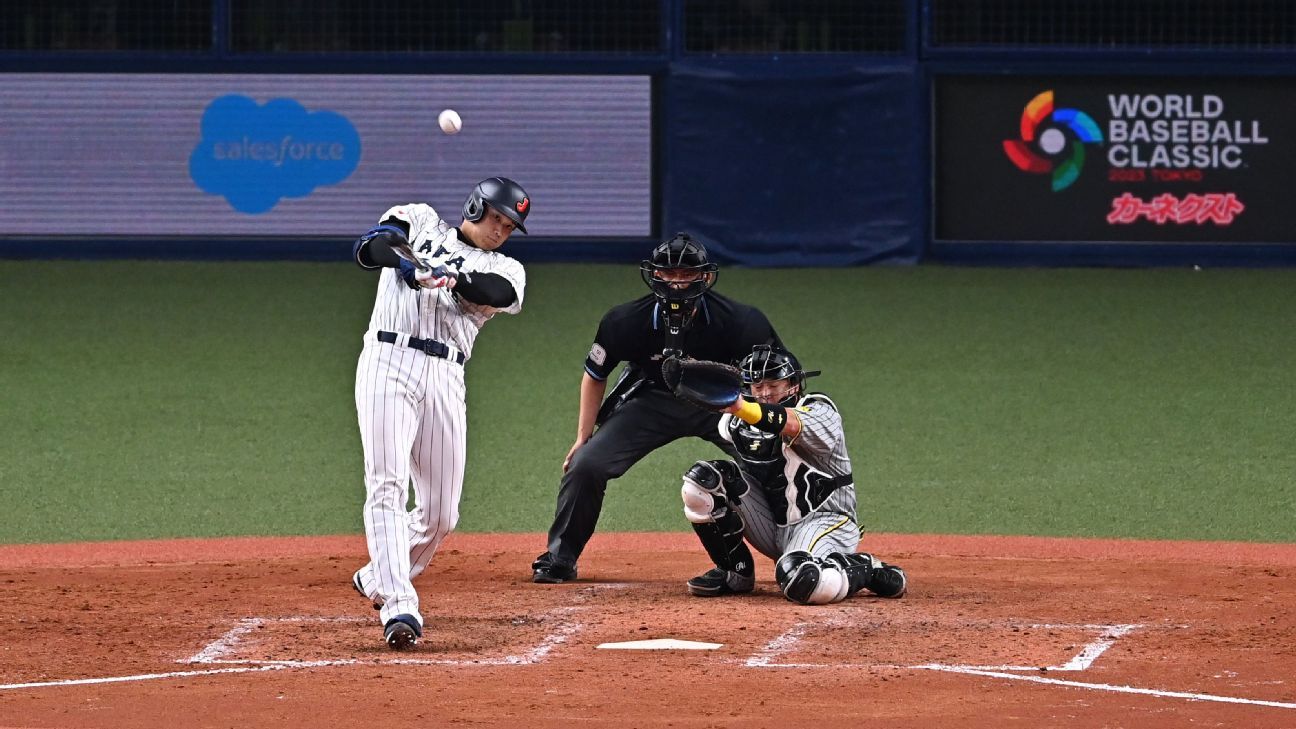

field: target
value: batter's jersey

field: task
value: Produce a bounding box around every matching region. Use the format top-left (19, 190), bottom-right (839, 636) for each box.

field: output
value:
top-left (723, 392), bottom-right (855, 526)
top-left (358, 203), bottom-right (526, 360)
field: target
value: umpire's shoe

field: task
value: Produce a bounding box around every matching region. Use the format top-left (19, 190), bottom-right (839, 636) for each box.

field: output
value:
top-left (687, 567), bottom-right (755, 597)
top-left (531, 552), bottom-right (577, 584)
top-left (384, 614), bottom-right (422, 650)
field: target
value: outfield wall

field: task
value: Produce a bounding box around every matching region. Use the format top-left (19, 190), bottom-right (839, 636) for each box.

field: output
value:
top-left (2, 1), bottom-right (1295, 266)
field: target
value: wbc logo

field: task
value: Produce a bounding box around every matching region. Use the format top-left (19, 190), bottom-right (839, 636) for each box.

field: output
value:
top-left (1003, 90), bottom-right (1104, 192)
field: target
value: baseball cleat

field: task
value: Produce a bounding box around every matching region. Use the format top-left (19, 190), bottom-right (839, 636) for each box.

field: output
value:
top-left (687, 567), bottom-right (755, 597)
top-left (384, 614), bottom-right (422, 650)
top-left (531, 554), bottom-right (577, 584)
top-left (352, 570), bottom-right (382, 610)
top-left (868, 564), bottom-right (907, 599)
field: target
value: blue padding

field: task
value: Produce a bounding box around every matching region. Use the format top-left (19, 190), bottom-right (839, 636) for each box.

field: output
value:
top-left (662, 61), bottom-right (923, 267)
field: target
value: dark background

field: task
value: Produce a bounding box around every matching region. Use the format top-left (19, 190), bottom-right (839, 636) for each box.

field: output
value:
top-left (935, 76), bottom-right (1296, 244)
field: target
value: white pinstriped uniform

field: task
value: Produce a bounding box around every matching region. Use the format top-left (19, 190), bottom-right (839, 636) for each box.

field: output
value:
top-left (352, 203), bottom-right (525, 629)
top-left (722, 393), bottom-right (860, 562)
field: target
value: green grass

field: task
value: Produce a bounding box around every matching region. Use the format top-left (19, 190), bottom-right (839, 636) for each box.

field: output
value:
top-left (1, 261), bottom-right (1293, 544)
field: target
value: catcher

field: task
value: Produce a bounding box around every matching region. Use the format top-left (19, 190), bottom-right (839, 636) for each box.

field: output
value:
top-left (662, 345), bottom-right (907, 604)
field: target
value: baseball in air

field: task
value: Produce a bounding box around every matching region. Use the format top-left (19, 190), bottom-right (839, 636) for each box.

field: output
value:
top-left (438, 109), bottom-right (462, 135)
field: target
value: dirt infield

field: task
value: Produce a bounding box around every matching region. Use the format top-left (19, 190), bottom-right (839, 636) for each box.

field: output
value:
top-left (1, 532), bottom-right (1294, 728)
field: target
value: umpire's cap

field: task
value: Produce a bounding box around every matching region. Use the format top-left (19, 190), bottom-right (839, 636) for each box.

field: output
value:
top-left (463, 177), bottom-right (529, 234)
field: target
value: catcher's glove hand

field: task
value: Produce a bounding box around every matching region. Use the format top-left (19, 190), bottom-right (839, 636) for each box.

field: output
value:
top-left (662, 356), bottom-right (742, 411)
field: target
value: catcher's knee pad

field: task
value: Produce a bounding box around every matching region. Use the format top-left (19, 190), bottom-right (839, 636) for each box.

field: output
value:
top-left (681, 460), bottom-right (740, 524)
top-left (775, 551), bottom-right (849, 605)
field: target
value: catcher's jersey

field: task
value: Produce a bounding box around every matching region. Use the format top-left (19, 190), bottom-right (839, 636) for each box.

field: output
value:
top-left (722, 392), bottom-right (854, 526)
top-left (360, 203), bottom-right (526, 360)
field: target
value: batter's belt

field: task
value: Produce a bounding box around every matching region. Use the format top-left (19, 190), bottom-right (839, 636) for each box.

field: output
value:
top-left (376, 330), bottom-right (466, 365)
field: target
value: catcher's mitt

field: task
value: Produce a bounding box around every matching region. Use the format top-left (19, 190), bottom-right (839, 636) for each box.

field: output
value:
top-left (661, 356), bottom-right (742, 411)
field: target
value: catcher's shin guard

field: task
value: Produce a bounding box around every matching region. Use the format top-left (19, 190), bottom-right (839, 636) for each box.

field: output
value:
top-left (826, 552), bottom-right (907, 599)
top-left (775, 551), bottom-right (848, 605)
top-left (682, 460), bottom-right (753, 589)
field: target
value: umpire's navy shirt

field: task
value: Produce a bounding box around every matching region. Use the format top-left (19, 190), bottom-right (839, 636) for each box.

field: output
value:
top-left (583, 292), bottom-right (782, 389)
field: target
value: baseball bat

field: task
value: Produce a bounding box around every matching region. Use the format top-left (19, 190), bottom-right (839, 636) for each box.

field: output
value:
top-left (388, 240), bottom-right (432, 272)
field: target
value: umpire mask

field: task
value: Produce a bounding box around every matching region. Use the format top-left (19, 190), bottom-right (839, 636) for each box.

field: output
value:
top-left (639, 233), bottom-right (719, 338)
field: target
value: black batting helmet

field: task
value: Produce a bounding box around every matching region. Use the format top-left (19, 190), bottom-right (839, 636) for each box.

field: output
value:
top-left (463, 177), bottom-right (530, 234)
top-left (739, 345), bottom-right (821, 405)
top-left (639, 232), bottom-right (719, 303)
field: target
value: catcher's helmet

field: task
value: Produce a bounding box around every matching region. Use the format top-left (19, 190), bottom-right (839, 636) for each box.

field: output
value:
top-left (639, 232), bottom-right (719, 303)
top-left (740, 345), bottom-right (821, 405)
top-left (463, 177), bottom-right (530, 234)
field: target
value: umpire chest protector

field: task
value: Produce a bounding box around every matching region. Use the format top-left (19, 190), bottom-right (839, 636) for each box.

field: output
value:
top-left (584, 292), bottom-right (780, 392)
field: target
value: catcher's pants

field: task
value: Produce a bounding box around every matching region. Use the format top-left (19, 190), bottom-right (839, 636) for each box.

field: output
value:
top-left (354, 338), bottom-right (466, 627)
top-left (544, 388), bottom-right (734, 568)
top-left (733, 475), bottom-right (861, 561)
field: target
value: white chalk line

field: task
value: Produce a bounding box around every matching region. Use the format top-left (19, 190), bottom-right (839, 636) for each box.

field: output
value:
top-left (0, 665), bottom-right (289, 691)
top-left (0, 585), bottom-right (623, 692)
top-left (186, 609), bottom-right (586, 668)
top-left (749, 619), bottom-right (1295, 710)
top-left (918, 665), bottom-right (1296, 710)
top-left (749, 620), bottom-right (1139, 671)
top-left (6, 595), bottom-right (1291, 712)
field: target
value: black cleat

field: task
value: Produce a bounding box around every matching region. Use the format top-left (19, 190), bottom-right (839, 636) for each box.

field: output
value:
top-left (867, 563), bottom-right (907, 599)
top-left (686, 567), bottom-right (755, 597)
top-left (352, 570), bottom-right (381, 610)
top-left (384, 614), bottom-right (422, 650)
top-left (531, 553), bottom-right (578, 584)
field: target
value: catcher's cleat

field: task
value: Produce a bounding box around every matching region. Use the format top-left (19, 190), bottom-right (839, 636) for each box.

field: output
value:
top-left (531, 554), bottom-right (577, 584)
top-left (352, 570), bottom-right (382, 610)
top-left (687, 567), bottom-right (755, 597)
top-left (384, 614), bottom-right (422, 650)
top-left (867, 563), bottom-right (907, 599)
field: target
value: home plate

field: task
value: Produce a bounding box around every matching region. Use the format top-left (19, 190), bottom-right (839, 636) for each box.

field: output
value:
top-left (597, 639), bottom-right (722, 650)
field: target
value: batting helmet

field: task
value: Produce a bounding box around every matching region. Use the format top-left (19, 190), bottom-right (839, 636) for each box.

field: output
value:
top-left (463, 177), bottom-right (530, 234)
top-left (639, 232), bottom-right (719, 303)
top-left (739, 345), bottom-right (820, 405)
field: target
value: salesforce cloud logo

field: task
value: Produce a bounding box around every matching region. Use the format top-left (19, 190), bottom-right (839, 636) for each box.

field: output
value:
top-left (189, 95), bottom-right (361, 214)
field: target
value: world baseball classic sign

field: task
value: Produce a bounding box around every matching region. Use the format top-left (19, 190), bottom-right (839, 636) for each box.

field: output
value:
top-left (934, 76), bottom-right (1296, 243)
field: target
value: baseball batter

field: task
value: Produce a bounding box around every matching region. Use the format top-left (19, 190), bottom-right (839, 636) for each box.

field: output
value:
top-left (677, 345), bottom-right (908, 604)
top-left (349, 177), bottom-right (530, 649)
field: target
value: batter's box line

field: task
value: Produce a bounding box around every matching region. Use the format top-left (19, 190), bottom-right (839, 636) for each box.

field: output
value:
top-left (181, 584), bottom-right (626, 668)
top-left (746, 621), bottom-right (1142, 672)
top-left (741, 620), bottom-right (1296, 710)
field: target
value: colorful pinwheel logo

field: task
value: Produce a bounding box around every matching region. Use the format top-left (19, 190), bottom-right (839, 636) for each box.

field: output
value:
top-left (1002, 90), bottom-right (1104, 192)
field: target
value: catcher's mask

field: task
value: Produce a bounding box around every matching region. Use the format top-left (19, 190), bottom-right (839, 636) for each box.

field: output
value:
top-left (640, 232), bottom-right (718, 336)
top-left (463, 177), bottom-right (530, 234)
top-left (740, 345), bottom-right (821, 406)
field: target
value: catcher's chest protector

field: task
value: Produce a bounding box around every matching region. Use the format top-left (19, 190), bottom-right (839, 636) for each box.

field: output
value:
top-left (729, 418), bottom-right (783, 464)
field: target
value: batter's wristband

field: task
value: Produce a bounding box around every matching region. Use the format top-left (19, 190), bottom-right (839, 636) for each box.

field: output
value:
top-left (734, 401), bottom-right (787, 434)
top-left (371, 224), bottom-right (408, 241)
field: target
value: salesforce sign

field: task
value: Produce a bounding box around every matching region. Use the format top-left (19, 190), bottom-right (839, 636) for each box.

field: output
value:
top-left (189, 95), bottom-right (362, 214)
top-left (0, 74), bottom-right (651, 238)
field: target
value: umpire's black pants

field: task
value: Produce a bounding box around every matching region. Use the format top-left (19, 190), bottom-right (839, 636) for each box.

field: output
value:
top-left (543, 388), bottom-right (735, 569)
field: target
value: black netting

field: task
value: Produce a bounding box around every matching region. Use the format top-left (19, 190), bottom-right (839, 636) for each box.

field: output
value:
top-left (1, 0), bottom-right (212, 51)
top-left (684, 0), bottom-right (907, 54)
top-left (930, 0), bottom-right (1296, 49)
top-left (229, 0), bottom-right (661, 53)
